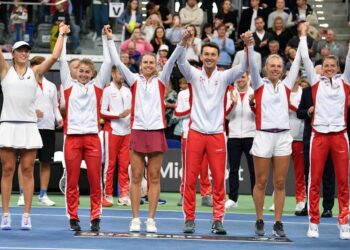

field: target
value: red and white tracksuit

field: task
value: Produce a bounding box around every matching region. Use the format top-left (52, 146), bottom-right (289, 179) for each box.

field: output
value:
top-left (174, 89), bottom-right (211, 198)
top-left (300, 36), bottom-right (350, 225)
top-left (101, 83), bottom-right (131, 198)
top-left (177, 45), bottom-right (248, 222)
top-left (60, 36), bottom-right (112, 221)
top-left (289, 86), bottom-right (306, 204)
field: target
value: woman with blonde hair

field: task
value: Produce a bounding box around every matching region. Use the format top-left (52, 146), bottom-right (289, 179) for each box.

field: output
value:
top-left (0, 22), bottom-right (69, 230)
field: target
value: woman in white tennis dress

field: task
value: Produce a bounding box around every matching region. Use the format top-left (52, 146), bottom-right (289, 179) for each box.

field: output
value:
top-left (0, 22), bottom-right (69, 231)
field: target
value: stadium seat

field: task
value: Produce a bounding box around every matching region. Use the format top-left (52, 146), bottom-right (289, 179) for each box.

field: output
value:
top-left (32, 23), bottom-right (52, 53)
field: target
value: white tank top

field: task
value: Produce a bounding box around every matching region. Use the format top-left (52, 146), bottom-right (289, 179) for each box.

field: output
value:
top-left (1, 66), bottom-right (38, 122)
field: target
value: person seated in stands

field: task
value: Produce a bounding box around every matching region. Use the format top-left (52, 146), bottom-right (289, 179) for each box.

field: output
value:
top-left (120, 27), bottom-right (153, 54)
top-left (179, 0), bottom-right (203, 37)
top-left (50, 0), bottom-right (70, 52)
top-left (117, 0), bottom-right (143, 40)
top-left (10, 0), bottom-right (28, 43)
top-left (165, 15), bottom-right (185, 46)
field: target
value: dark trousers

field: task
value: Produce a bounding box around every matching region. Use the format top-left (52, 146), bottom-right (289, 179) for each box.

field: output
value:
top-left (227, 137), bottom-right (255, 202)
top-left (304, 140), bottom-right (335, 210)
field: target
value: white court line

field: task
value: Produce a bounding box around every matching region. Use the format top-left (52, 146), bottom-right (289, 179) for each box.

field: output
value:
top-left (8, 213), bottom-right (340, 226)
top-left (0, 248), bottom-right (107, 250)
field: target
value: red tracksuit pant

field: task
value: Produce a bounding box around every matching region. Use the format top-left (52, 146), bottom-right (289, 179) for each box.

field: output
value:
top-left (103, 131), bottom-right (130, 198)
top-left (309, 130), bottom-right (349, 225)
top-left (292, 141), bottom-right (306, 203)
top-left (65, 134), bottom-right (102, 221)
top-left (180, 137), bottom-right (212, 196)
top-left (184, 129), bottom-right (226, 222)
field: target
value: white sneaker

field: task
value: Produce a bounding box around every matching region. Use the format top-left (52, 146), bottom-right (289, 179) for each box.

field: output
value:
top-left (225, 199), bottom-right (238, 209)
top-left (117, 196), bottom-right (131, 206)
top-left (17, 194), bottom-right (25, 206)
top-left (295, 201), bottom-right (305, 212)
top-left (38, 194), bottom-right (55, 206)
top-left (269, 204), bottom-right (275, 211)
top-left (145, 218), bottom-right (157, 233)
top-left (1, 214), bottom-right (11, 230)
top-left (338, 224), bottom-right (350, 240)
top-left (129, 218), bottom-right (141, 232)
top-left (105, 195), bottom-right (113, 204)
top-left (21, 214), bottom-right (32, 230)
top-left (307, 223), bottom-right (319, 238)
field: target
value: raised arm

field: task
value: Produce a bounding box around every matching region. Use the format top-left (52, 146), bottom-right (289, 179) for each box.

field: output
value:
top-left (106, 27), bottom-right (138, 86)
top-left (243, 31), bottom-right (263, 90)
top-left (52, 84), bottom-right (63, 123)
top-left (342, 44), bottom-right (350, 84)
top-left (176, 30), bottom-right (199, 83)
top-left (94, 26), bottom-right (113, 89)
top-left (283, 46), bottom-right (301, 89)
top-left (222, 45), bottom-right (246, 86)
top-left (35, 23), bottom-right (70, 79)
top-left (160, 45), bottom-right (186, 84)
top-left (59, 36), bottom-right (71, 89)
top-left (299, 23), bottom-right (318, 85)
top-left (0, 45), bottom-right (10, 81)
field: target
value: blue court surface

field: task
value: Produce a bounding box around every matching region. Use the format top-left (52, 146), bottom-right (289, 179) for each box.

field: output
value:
top-left (0, 207), bottom-right (348, 250)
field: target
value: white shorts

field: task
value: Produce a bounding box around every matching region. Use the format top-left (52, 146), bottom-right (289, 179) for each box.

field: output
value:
top-left (250, 130), bottom-right (292, 158)
top-left (0, 122), bottom-right (43, 149)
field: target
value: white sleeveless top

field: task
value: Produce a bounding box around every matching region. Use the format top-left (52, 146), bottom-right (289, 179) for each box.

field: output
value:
top-left (1, 66), bottom-right (38, 123)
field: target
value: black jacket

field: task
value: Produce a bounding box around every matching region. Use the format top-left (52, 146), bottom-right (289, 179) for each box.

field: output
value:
top-left (297, 86), bottom-right (312, 143)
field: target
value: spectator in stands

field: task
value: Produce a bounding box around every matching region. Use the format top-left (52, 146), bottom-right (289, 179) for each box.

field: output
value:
top-left (164, 82), bottom-right (178, 139)
top-left (179, 0), bottom-right (204, 37)
top-left (147, 1), bottom-right (172, 29)
top-left (156, 44), bottom-right (169, 71)
top-left (314, 47), bottom-right (330, 66)
top-left (59, 25), bottom-right (112, 232)
top-left (268, 16), bottom-right (292, 55)
top-left (92, 0), bottom-right (109, 42)
top-left (10, 0), bottom-right (28, 43)
top-left (151, 26), bottom-right (173, 54)
top-left (287, 0), bottom-right (318, 31)
top-left (100, 66), bottom-right (132, 208)
top-left (268, 40), bottom-right (284, 59)
top-left (285, 47), bottom-right (296, 70)
top-left (267, 0), bottom-right (290, 28)
top-left (0, 22), bottom-right (69, 231)
top-left (50, 0), bottom-right (70, 52)
top-left (238, 0), bottom-right (267, 36)
top-left (120, 27), bottom-right (153, 54)
top-left (225, 72), bottom-right (256, 210)
top-left (247, 26), bottom-right (302, 237)
top-left (165, 15), bottom-right (185, 46)
top-left (253, 16), bottom-right (274, 61)
top-left (117, 0), bottom-right (143, 40)
top-left (201, 0), bottom-right (222, 25)
top-left (285, 21), bottom-right (316, 58)
top-left (120, 51), bottom-right (139, 73)
top-left (211, 24), bottom-right (235, 69)
top-left (215, 0), bottom-right (238, 40)
top-left (313, 29), bottom-right (346, 66)
top-left (201, 23), bottom-right (214, 43)
top-left (184, 24), bottom-right (201, 66)
top-left (143, 13), bottom-right (162, 42)
top-left (17, 56), bottom-right (64, 207)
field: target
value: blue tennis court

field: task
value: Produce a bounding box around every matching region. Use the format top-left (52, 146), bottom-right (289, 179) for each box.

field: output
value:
top-left (0, 206), bottom-right (348, 250)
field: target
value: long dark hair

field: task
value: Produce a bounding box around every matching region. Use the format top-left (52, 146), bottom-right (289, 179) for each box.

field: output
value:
top-left (127, 0), bottom-right (139, 14)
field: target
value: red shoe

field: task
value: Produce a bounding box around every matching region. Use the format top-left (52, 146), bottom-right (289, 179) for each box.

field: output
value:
top-left (102, 198), bottom-right (113, 207)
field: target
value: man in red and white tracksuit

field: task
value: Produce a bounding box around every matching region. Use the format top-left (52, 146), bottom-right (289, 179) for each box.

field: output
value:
top-left (60, 33), bottom-right (112, 232)
top-left (177, 31), bottom-right (249, 234)
top-left (101, 66), bottom-right (132, 207)
top-left (289, 80), bottom-right (306, 213)
top-left (174, 84), bottom-right (212, 207)
top-left (225, 73), bottom-right (256, 209)
top-left (300, 32), bottom-right (350, 239)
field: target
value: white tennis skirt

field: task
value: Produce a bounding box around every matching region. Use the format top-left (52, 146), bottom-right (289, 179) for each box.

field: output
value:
top-left (0, 122), bottom-right (43, 149)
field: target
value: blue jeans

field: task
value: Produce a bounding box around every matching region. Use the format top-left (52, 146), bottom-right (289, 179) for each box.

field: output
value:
top-left (92, 4), bottom-right (109, 37)
top-left (12, 24), bottom-right (23, 43)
